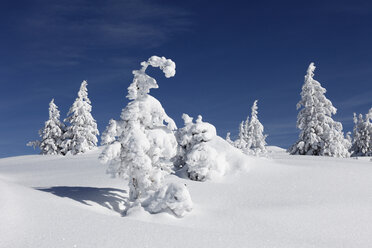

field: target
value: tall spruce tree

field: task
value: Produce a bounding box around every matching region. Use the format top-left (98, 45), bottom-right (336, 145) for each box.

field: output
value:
top-left (27, 99), bottom-right (65, 155)
top-left (289, 63), bottom-right (349, 157)
top-left (61, 80), bottom-right (99, 155)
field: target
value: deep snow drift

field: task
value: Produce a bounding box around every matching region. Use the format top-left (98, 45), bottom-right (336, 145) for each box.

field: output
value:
top-left (1, 141), bottom-right (372, 248)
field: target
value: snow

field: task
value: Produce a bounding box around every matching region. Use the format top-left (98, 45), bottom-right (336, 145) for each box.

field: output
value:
top-left (1, 145), bottom-right (372, 247)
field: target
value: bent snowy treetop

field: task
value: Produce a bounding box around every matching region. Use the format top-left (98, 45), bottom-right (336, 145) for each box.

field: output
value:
top-left (127, 56), bottom-right (176, 100)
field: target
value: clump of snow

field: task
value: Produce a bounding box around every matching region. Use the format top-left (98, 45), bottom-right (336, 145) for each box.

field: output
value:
top-left (143, 182), bottom-right (193, 218)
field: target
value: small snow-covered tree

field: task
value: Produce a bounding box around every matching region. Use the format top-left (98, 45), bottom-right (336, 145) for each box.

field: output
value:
top-left (176, 114), bottom-right (225, 181)
top-left (229, 100), bottom-right (267, 155)
top-left (233, 121), bottom-right (247, 149)
top-left (289, 63), bottom-right (350, 157)
top-left (27, 99), bottom-right (65, 155)
top-left (245, 100), bottom-right (267, 154)
top-left (345, 131), bottom-right (352, 151)
top-left (101, 119), bottom-right (119, 145)
top-left (61, 80), bottom-right (99, 155)
top-left (225, 132), bottom-right (233, 145)
top-left (100, 56), bottom-right (192, 217)
top-left (351, 112), bottom-right (371, 156)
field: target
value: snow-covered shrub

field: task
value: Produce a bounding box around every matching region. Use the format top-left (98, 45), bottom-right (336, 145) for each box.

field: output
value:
top-left (228, 100), bottom-right (267, 155)
top-left (100, 56), bottom-right (192, 216)
top-left (187, 142), bottom-right (220, 181)
top-left (143, 182), bottom-right (193, 217)
top-left (288, 63), bottom-right (350, 157)
top-left (176, 114), bottom-right (226, 181)
top-left (351, 111), bottom-right (372, 156)
top-left (61, 81), bottom-right (99, 155)
top-left (27, 99), bottom-right (65, 155)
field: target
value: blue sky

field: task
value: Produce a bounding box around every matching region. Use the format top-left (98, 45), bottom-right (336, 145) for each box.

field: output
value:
top-left (1, 0), bottom-right (372, 157)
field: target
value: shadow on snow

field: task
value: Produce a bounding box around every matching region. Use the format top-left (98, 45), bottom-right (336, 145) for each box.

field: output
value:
top-left (36, 186), bottom-right (128, 215)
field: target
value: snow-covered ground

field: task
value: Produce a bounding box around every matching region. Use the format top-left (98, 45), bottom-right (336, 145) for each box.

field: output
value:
top-left (1, 144), bottom-right (372, 248)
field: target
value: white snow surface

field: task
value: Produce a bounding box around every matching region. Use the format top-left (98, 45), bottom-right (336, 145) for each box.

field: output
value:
top-left (1, 144), bottom-right (372, 247)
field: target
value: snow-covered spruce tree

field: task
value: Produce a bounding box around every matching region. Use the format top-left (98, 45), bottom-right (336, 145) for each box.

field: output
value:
top-left (245, 100), bottom-right (267, 154)
top-left (61, 80), bottom-right (99, 155)
top-left (289, 63), bottom-right (350, 157)
top-left (228, 100), bottom-right (267, 155)
top-left (176, 114), bottom-right (225, 181)
top-left (351, 112), bottom-right (371, 156)
top-left (233, 121), bottom-right (247, 149)
top-left (100, 56), bottom-right (192, 217)
top-left (27, 99), bottom-right (65, 155)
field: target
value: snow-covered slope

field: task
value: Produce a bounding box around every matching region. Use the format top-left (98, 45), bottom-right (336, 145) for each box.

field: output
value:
top-left (1, 144), bottom-right (372, 248)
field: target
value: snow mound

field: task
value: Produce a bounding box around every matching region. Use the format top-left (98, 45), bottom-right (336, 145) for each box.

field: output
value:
top-left (144, 182), bottom-right (193, 218)
top-left (266, 145), bottom-right (286, 153)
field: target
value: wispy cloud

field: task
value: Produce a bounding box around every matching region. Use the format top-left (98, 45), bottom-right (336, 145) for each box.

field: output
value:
top-left (15, 0), bottom-right (192, 67)
top-left (335, 90), bottom-right (372, 110)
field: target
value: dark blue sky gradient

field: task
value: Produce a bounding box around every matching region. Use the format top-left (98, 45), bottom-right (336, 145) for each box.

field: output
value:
top-left (1, 0), bottom-right (372, 157)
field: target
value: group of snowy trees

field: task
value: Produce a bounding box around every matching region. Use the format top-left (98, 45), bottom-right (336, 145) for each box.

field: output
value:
top-left (227, 62), bottom-right (372, 158)
top-left (227, 100), bottom-right (267, 155)
top-left (28, 81), bottom-right (99, 155)
top-left (28, 56), bottom-right (371, 217)
top-left (28, 56), bottom-right (231, 217)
